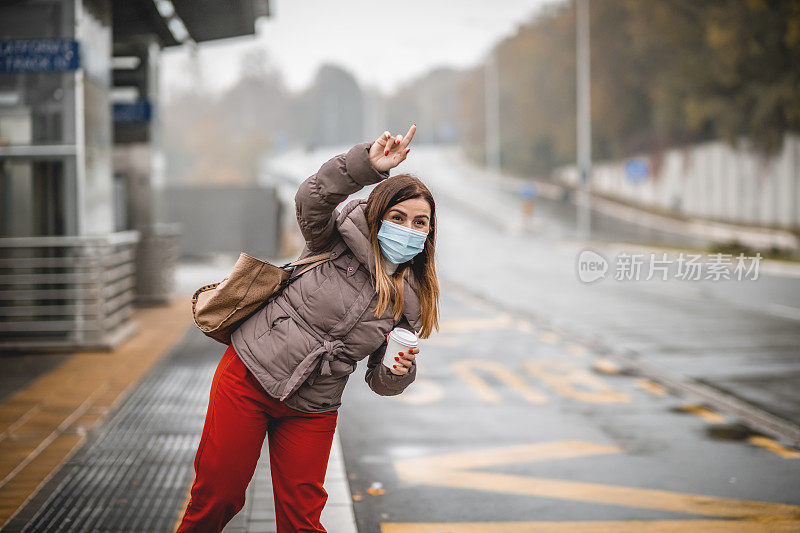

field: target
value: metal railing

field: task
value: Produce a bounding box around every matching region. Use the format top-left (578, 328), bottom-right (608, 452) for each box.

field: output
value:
top-left (0, 231), bottom-right (140, 351)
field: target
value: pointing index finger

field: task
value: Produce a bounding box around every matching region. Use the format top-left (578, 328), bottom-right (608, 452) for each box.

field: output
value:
top-left (399, 124), bottom-right (416, 150)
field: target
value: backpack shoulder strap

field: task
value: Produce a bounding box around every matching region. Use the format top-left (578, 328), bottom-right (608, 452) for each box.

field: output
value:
top-left (285, 251), bottom-right (332, 268)
top-left (281, 240), bottom-right (348, 282)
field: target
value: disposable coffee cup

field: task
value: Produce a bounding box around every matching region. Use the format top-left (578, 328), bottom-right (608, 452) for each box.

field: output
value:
top-left (382, 327), bottom-right (418, 370)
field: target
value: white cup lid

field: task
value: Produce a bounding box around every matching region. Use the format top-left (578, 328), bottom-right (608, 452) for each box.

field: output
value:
top-left (389, 327), bottom-right (418, 346)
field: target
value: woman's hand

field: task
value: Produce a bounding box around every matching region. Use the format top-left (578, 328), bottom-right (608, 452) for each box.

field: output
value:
top-left (369, 124), bottom-right (416, 173)
top-left (386, 334), bottom-right (418, 376)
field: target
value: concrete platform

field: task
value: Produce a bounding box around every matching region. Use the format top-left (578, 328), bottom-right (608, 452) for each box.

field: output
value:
top-left (0, 295), bottom-right (357, 532)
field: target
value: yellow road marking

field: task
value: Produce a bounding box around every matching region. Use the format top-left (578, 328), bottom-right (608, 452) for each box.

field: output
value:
top-left (393, 441), bottom-right (800, 522)
top-left (636, 378), bottom-right (668, 396)
top-left (748, 436), bottom-right (800, 459)
top-left (591, 358), bottom-right (622, 375)
top-left (396, 441), bottom-right (621, 472)
top-left (565, 344), bottom-right (588, 358)
top-left (539, 331), bottom-right (559, 344)
top-left (0, 298), bottom-right (193, 528)
top-left (389, 380), bottom-right (445, 405)
top-left (452, 360), bottom-right (547, 403)
top-left (523, 359), bottom-right (630, 403)
top-left (679, 404), bottom-right (726, 424)
top-left (381, 520), bottom-right (800, 532)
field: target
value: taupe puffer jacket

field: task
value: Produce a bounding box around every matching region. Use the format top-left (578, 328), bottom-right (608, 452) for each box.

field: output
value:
top-left (231, 142), bottom-right (421, 413)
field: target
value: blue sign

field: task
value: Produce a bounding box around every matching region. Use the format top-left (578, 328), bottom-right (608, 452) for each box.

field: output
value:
top-left (0, 39), bottom-right (80, 73)
top-left (624, 158), bottom-right (649, 183)
top-left (113, 100), bottom-right (153, 123)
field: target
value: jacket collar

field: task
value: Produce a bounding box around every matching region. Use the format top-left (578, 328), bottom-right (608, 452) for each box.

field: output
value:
top-left (336, 198), bottom-right (422, 332)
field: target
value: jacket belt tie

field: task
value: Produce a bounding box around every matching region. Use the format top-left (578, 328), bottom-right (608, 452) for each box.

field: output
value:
top-left (316, 339), bottom-right (347, 376)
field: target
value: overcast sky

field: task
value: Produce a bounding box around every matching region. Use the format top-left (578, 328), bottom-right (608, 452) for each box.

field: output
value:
top-left (160, 0), bottom-right (561, 100)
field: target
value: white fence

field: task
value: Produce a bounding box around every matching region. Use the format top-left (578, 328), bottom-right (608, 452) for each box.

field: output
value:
top-left (556, 134), bottom-right (800, 232)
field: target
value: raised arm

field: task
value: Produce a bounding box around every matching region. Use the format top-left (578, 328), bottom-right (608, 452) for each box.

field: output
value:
top-left (294, 142), bottom-right (389, 252)
top-left (364, 315), bottom-right (418, 396)
top-left (294, 126), bottom-right (417, 252)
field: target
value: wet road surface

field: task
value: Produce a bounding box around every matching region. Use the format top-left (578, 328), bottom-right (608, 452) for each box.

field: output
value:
top-left (313, 145), bottom-right (800, 531)
top-left (339, 288), bottom-right (800, 531)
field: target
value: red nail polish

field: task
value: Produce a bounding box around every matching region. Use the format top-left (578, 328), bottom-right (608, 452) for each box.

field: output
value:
top-left (394, 356), bottom-right (399, 361)
top-left (398, 352), bottom-right (403, 356)
top-left (384, 150), bottom-right (388, 156)
top-left (393, 365), bottom-right (397, 368)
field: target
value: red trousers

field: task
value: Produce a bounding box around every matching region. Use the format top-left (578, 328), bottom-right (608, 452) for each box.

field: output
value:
top-left (176, 343), bottom-right (338, 533)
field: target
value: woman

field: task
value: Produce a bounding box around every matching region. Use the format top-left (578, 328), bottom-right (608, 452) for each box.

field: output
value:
top-left (177, 124), bottom-right (439, 532)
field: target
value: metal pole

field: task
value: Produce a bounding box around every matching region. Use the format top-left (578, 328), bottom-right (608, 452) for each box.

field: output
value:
top-left (485, 48), bottom-right (501, 173)
top-left (576, 0), bottom-right (592, 240)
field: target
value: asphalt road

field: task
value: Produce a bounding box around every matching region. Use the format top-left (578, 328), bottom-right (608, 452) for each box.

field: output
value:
top-left (325, 145), bottom-right (800, 532)
top-left (339, 288), bottom-right (800, 532)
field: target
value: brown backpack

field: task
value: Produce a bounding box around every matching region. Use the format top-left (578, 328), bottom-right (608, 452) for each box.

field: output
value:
top-left (191, 251), bottom-right (332, 345)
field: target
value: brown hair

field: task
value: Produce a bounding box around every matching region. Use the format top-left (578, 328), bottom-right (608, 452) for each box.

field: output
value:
top-left (364, 173), bottom-right (440, 339)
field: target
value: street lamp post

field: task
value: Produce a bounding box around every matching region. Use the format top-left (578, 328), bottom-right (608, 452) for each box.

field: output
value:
top-left (485, 48), bottom-right (501, 174)
top-left (576, 0), bottom-right (592, 241)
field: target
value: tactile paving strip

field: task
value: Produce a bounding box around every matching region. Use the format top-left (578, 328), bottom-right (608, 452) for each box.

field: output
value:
top-left (3, 328), bottom-right (276, 532)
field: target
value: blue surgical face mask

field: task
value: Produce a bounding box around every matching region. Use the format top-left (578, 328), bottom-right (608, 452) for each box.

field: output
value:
top-left (377, 219), bottom-right (428, 264)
